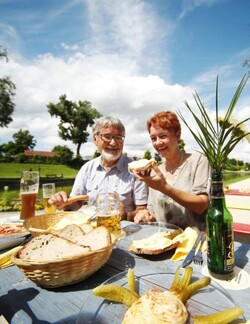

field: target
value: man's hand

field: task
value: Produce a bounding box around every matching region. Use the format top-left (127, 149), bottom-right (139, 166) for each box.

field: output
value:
top-left (133, 209), bottom-right (156, 223)
top-left (48, 191), bottom-right (68, 210)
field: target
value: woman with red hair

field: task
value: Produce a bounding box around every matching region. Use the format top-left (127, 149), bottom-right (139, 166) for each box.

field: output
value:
top-left (133, 111), bottom-right (211, 230)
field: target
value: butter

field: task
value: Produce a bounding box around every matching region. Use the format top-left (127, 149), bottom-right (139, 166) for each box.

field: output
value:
top-left (132, 232), bottom-right (172, 250)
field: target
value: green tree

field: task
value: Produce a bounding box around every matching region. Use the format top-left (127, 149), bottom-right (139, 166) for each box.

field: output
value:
top-left (144, 149), bottom-right (152, 159)
top-left (0, 46), bottom-right (16, 127)
top-left (93, 150), bottom-right (100, 158)
top-left (0, 129), bottom-right (36, 155)
top-left (178, 139), bottom-right (185, 151)
top-left (52, 145), bottom-right (74, 164)
top-left (47, 95), bottom-right (102, 157)
top-left (154, 152), bottom-right (162, 163)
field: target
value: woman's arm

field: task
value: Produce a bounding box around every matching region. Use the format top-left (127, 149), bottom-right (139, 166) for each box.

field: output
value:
top-left (134, 164), bottom-right (209, 215)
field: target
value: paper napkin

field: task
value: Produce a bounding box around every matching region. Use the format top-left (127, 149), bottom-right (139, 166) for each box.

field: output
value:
top-left (171, 227), bottom-right (198, 261)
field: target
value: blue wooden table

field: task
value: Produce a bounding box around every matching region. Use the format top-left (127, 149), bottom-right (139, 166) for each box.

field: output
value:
top-left (0, 221), bottom-right (249, 323)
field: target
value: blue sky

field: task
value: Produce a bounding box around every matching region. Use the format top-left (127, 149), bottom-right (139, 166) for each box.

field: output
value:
top-left (0, 0), bottom-right (249, 161)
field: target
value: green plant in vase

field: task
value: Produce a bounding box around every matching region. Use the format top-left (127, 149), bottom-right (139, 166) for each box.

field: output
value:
top-left (178, 74), bottom-right (250, 280)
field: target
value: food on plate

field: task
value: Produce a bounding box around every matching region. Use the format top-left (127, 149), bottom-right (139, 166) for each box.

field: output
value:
top-left (129, 230), bottom-right (181, 255)
top-left (93, 285), bottom-right (139, 307)
top-left (0, 222), bottom-right (28, 235)
top-left (127, 268), bottom-right (137, 293)
top-left (193, 307), bottom-right (244, 324)
top-left (122, 289), bottom-right (188, 324)
top-left (17, 233), bottom-right (91, 260)
top-left (169, 267), bottom-right (211, 304)
top-left (128, 158), bottom-right (156, 172)
top-left (92, 267), bottom-right (244, 324)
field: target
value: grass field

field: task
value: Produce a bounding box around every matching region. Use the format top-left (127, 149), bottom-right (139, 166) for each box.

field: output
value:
top-left (0, 163), bottom-right (79, 179)
top-left (0, 163), bottom-right (78, 202)
top-left (0, 163), bottom-right (249, 211)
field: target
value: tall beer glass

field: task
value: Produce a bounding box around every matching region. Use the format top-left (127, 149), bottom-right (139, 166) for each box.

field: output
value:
top-left (20, 171), bottom-right (39, 219)
top-left (42, 183), bottom-right (56, 213)
top-left (96, 192), bottom-right (122, 236)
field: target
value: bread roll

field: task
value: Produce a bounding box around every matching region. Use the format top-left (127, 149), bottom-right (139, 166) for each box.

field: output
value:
top-left (128, 158), bottom-right (156, 172)
top-left (129, 232), bottom-right (178, 255)
top-left (122, 289), bottom-right (188, 324)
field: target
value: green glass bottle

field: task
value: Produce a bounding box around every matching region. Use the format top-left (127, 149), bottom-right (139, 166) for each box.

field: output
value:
top-left (206, 171), bottom-right (235, 280)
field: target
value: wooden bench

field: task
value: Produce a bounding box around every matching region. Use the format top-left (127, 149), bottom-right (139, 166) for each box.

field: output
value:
top-left (45, 174), bottom-right (64, 178)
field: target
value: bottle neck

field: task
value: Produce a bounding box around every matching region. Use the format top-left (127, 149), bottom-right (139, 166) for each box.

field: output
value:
top-left (210, 172), bottom-right (225, 199)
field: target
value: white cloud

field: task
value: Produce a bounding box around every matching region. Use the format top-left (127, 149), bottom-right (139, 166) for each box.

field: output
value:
top-left (179, 0), bottom-right (229, 19)
top-left (0, 51), bottom-right (193, 157)
top-left (0, 0), bottom-right (249, 163)
top-left (85, 0), bottom-right (159, 55)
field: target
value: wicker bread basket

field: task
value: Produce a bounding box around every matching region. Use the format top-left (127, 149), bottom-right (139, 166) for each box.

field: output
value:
top-left (11, 237), bottom-right (117, 288)
top-left (24, 211), bottom-right (90, 236)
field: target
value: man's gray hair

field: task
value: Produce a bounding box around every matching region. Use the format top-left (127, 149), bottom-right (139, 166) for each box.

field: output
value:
top-left (92, 116), bottom-right (125, 135)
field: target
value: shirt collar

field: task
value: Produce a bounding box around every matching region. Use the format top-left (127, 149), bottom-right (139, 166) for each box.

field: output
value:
top-left (96, 155), bottom-right (125, 172)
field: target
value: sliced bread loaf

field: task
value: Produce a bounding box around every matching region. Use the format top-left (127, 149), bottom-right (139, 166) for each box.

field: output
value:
top-left (75, 226), bottom-right (111, 250)
top-left (53, 224), bottom-right (85, 243)
top-left (18, 233), bottom-right (91, 260)
top-left (79, 223), bottom-right (94, 234)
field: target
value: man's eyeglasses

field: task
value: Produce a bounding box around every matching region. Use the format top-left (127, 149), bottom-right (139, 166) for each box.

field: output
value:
top-left (97, 133), bottom-right (125, 143)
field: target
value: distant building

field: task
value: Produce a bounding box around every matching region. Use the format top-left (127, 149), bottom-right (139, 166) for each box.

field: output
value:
top-left (24, 150), bottom-right (58, 158)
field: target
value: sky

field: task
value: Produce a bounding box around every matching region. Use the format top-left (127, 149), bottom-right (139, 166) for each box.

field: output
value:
top-left (0, 0), bottom-right (250, 162)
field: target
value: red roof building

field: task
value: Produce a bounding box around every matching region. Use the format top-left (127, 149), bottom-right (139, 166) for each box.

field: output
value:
top-left (24, 150), bottom-right (58, 158)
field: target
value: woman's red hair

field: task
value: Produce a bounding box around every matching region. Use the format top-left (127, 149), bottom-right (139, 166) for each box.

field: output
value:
top-left (147, 111), bottom-right (181, 134)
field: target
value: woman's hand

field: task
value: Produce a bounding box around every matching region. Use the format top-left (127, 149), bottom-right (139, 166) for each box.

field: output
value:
top-left (133, 164), bottom-right (167, 193)
top-left (134, 209), bottom-right (156, 223)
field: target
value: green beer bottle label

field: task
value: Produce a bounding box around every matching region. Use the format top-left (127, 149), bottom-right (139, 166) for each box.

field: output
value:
top-left (224, 229), bottom-right (234, 269)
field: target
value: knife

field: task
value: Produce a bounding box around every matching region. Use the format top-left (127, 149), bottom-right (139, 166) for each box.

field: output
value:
top-left (181, 230), bottom-right (202, 268)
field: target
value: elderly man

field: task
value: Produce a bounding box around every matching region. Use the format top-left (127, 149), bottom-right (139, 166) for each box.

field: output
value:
top-left (49, 116), bottom-right (148, 219)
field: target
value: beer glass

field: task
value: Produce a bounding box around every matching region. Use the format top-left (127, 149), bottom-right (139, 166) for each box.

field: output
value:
top-left (42, 183), bottom-right (56, 213)
top-left (20, 171), bottom-right (39, 219)
top-left (96, 192), bottom-right (122, 236)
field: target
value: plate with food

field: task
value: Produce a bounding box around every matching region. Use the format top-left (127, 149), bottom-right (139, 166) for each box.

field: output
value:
top-left (77, 268), bottom-right (246, 324)
top-left (0, 221), bottom-right (29, 250)
top-left (117, 222), bottom-right (182, 255)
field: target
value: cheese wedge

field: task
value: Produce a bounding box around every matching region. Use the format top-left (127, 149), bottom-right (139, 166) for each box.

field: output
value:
top-left (171, 227), bottom-right (198, 261)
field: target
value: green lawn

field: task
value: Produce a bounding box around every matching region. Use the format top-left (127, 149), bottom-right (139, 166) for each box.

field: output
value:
top-left (223, 172), bottom-right (250, 185)
top-left (0, 163), bottom-right (79, 179)
top-left (0, 163), bottom-right (249, 211)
